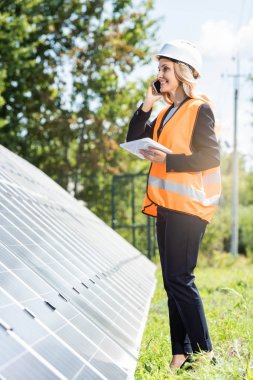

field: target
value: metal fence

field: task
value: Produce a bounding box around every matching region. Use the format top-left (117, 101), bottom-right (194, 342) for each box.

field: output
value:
top-left (111, 173), bottom-right (157, 259)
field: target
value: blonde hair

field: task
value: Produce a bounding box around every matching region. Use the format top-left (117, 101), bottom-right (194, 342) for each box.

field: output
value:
top-left (162, 59), bottom-right (212, 106)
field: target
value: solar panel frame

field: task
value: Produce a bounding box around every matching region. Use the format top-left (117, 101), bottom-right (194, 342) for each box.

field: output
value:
top-left (0, 145), bottom-right (156, 379)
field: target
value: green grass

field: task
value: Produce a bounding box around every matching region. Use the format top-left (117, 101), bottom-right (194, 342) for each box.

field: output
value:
top-left (135, 253), bottom-right (253, 380)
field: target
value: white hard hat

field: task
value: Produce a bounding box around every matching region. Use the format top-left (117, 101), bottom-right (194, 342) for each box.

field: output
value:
top-left (155, 40), bottom-right (202, 77)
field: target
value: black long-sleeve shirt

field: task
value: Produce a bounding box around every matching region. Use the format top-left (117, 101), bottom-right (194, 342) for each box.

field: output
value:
top-left (127, 98), bottom-right (220, 172)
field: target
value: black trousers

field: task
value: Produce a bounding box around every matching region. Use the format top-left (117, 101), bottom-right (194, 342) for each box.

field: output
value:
top-left (156, 206), bottom-right (212, 355)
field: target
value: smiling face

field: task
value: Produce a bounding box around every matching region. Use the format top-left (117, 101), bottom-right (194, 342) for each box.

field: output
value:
top-left (157, 58), bottom-right (181, 95)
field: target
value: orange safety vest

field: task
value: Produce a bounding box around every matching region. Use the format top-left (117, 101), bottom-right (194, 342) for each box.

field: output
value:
top-left (142, 98), bottom-right (221, 222)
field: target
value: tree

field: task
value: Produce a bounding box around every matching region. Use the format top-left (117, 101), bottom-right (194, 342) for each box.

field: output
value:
top-left (0, 0), bottom-right (78, 187)
top-left (201, 152), bottom-right (253, 257)
top-left (0, 0), bottom-right (157, 225)
top-left (68, 1), bottom-right (157, 223)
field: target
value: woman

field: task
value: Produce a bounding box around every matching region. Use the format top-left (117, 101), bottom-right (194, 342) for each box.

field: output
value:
top-left (126, 40), bottom-right (221, 370)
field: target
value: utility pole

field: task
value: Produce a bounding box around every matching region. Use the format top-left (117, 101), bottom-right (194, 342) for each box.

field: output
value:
top-left (229, 57), bottom-right (240, 256)
top-left (227, 58), bottom-right (250, 256)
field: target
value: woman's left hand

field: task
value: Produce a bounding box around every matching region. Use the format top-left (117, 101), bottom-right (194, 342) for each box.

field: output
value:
top-left (139, 148), bottom-right (166, 163)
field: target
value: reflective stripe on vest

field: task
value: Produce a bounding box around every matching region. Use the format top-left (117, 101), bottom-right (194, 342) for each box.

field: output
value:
top-left (142, 98), bottom-right (221, 222)
top-left (148, 174), bottom-right (220, 206)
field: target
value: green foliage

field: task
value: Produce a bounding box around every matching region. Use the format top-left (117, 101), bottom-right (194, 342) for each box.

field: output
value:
top-left (201, 153), bottom-right (253, 258)
top-left (201, 207), bottom-right (230, 256)
top-left (135, 255), bottom-right (253, 379)
top-left (239, 205), bottom-right (253, 255)
top-left (0, 0), bottom-right (77, 188)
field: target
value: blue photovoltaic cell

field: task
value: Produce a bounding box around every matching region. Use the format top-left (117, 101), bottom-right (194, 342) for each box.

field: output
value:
top-left (0, 145), bottom-right (156, 379)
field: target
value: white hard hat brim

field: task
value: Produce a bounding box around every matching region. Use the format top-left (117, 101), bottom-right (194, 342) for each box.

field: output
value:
top-left (154, 40), bottom-right (202, 77)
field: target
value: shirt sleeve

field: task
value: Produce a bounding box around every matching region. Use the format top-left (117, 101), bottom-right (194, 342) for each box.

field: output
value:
top-left (126, 104), bottom-right (155, 141)
top-left (166, 103), bottom-right (220, 172)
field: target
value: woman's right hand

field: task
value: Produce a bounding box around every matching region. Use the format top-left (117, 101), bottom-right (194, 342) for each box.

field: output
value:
top-left (141, 83), bottom-right (162, 112)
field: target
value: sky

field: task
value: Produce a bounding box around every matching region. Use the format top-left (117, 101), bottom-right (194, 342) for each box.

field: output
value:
top-left (135, 0), bottom-right (253, 167)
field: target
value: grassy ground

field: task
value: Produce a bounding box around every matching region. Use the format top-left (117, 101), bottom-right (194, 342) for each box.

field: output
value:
top-left (135, 253), bottom-right (253, 380)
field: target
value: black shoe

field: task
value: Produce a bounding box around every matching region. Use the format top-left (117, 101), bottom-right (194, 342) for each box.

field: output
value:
top-left (180, 355), bottom-right (194, 369)
top-left (181, 354), bottom-right (216, 369)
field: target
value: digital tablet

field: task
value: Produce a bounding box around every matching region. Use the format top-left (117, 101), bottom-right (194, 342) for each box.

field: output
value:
top-left (120, 137), bottom-right (172, 159)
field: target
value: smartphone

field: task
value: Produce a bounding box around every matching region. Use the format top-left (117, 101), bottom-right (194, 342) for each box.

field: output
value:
top-left (152, 80), bottom-right (161, 94)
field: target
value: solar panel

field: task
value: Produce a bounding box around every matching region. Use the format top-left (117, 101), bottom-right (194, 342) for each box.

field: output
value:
top-left (0, 145), bottom-right (156, 379)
